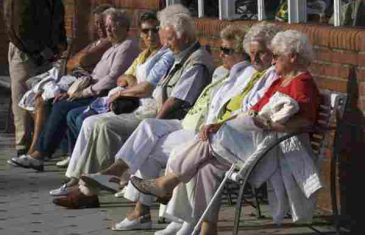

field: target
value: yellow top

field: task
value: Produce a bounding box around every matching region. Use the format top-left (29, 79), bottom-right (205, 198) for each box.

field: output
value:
top-left (124, 49), bottom-right (153, 76)
top-left (218, 70), bottom-right (266, 122)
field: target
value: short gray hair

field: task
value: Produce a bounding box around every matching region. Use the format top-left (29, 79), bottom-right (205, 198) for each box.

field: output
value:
top-left (158, 4), bottom-right (196, 40)
top-left (220, 25), bottom-right (247, 53)
top-left (103, 8), bottom-right (131, 31)
top-left (242, 22), bottom-right (280, 54)
top-left (271, 30), bottom-right (314, 66)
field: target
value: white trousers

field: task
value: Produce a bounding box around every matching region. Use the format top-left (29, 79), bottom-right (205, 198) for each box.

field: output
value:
top-left (119, 118), bottom-right (195, 206)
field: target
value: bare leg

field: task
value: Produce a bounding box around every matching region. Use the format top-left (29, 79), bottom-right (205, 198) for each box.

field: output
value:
top-left (200, 221), bottom-right (217, 235)
top-left (28, 95), bottom-right (48, 155)
top-left (155, 172), bottom-right (181, 194)
top-left (126, 201), bottom-right (150, 220)
top-left (132, 172), bottom-right (181, 198)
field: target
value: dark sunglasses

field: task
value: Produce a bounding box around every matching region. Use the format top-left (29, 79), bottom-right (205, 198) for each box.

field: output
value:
top-left (141, 27), bottom-right (159, 35)
top-left (220, 47), bottom-right (236, 55)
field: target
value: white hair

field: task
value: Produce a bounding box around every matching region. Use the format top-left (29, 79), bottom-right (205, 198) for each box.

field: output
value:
top-left (157, 4), bottom-right (191, 22)
top-left (158, 4), bottom-right (196, 40)
top-left (271, 30), bottom-right (314, 66)
top-left (103, 8), bottom-right (131, 30)
top-left (242, 22), bottom-right (280, 54)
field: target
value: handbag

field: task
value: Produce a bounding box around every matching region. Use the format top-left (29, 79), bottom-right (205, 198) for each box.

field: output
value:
top-left (67, 76), bottom-right (92, 96)
top-left (111, 96), bottom-right (140, 115)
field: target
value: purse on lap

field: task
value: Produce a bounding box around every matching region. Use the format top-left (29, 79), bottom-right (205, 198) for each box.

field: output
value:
top-left (111, 96), bottom-right (140, 115)
top-left (67, 76), bottom-right (92, 96)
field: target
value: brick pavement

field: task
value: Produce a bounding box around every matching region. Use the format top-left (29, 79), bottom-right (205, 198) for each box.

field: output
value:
top-left (0, 87), bottom-right (336, 235)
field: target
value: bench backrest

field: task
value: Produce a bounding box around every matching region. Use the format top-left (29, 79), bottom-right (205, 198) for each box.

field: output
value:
top-left (310, 90), bottom-right (347, 158)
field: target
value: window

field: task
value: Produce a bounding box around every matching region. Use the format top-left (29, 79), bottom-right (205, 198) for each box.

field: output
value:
top-left (165, 0), bottom-right (365, 27)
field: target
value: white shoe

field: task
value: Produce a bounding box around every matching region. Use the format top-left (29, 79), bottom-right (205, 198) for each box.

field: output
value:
top-left (56, 156), bottom-right (70, 168)
top-left (155, 221), bottom-right (183, 235)
top-left (114, 187), bottom-right (126, 198)
top-left (49, 184), bottom-right (71, 196)
top-left (177, 222), bottom-right (195, 235)
top-left (80, 174), bottom-right (120, 193)
top-left (11, 154), bottom-right (44, 171)
top-left (112, 215), bottom-right (152, 231)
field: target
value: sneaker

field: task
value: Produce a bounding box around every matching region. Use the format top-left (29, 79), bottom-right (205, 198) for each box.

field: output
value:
top-left (49, 184), bottom-right (72, 196)
top-left (155, 221), bottom-right (183, 235)
top-left (112, 214), bottom-right (152, 231)
top-left (56, 156), bottom-right (70, 168)
top-left (10, 154), bottom-right (44, 171)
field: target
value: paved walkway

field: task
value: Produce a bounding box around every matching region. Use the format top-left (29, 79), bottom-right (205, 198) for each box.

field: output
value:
top-left (0, 87), bottom-right (336, 235)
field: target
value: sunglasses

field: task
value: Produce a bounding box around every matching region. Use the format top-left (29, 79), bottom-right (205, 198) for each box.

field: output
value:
top-left (141, 27), bottom-right (159, 35)
top-left (220, 47), bottom-right (236, 55)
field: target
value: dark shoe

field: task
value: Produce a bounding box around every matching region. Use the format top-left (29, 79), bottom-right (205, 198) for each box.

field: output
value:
top-left (10, 154), bottom-right (44, 171)
top-left (52, 189), bottom-right (99, 209)
top-left (130, 176), bottom-right (171, 205)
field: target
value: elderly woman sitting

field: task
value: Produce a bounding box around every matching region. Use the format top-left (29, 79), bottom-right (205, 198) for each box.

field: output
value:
top-left (131, 30), bottom-right (322, 235)
top-left (49, 10), bottom-right (174, 195)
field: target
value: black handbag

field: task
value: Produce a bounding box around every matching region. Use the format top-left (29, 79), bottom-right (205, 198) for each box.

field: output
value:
top-left (111, 96), bottom-right (140, 115)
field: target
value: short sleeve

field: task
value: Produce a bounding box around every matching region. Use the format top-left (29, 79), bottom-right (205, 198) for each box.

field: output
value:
top-left (170, 65), bottom-right (209, 105)
top-left (289, 76), bottom-right (320, 123)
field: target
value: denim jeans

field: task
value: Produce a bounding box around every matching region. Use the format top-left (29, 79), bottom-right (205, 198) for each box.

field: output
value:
top-left (36, 97), bottom-right (95, 157)
top-left (66, 106), bottom-right (98, 153)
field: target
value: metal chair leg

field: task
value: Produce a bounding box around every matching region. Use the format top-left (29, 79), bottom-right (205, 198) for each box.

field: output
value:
top-left (225, 183), bottom-right (234, 206)
top-left (233, 183), bottom-right (246, 235)
top-left (251, 185), bottom-right (262, 219)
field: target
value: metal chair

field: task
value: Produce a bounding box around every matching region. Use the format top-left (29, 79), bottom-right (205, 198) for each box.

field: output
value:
top-left (192, 89), bottom-right (347, 235)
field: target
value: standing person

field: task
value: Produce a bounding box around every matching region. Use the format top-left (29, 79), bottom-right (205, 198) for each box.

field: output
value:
top-left (3, 0), bottom-right (67, 157)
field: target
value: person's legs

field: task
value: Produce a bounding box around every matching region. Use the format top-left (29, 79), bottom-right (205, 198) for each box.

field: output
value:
top-left (81, 113), bottom-right (142, 175)
top-left (27, 95), bottom-right (51, 154)
top-left (163, 156), bottom-right (230, 235)
top-left (66, 106), bottom-right (89, 153)
top-left (8, 43), bottom-right (40, 154)
top-left (65, 112), bottom-right (114, 179)
top-left (115, 118), bottom-right (182, 174)
top-left (32, 98), bottom-right (94, 159)
top-left (124, 128), bottom-right (195, 207)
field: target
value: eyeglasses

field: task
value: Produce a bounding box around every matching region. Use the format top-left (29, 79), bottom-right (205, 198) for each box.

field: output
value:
top-left (220, 47), bottom-right (236, 55)
top-left (141, 27), bottom-right (159, 35)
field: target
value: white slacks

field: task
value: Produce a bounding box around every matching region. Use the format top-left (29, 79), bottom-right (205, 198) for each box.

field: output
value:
top-left (118, 118), bottom-right (195, 206)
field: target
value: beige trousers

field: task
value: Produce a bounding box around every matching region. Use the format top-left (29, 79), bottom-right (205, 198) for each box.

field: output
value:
top-left (167, 139), bottom-right (231, 222)
top-left (8, 43), bottom-right (49, 151)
